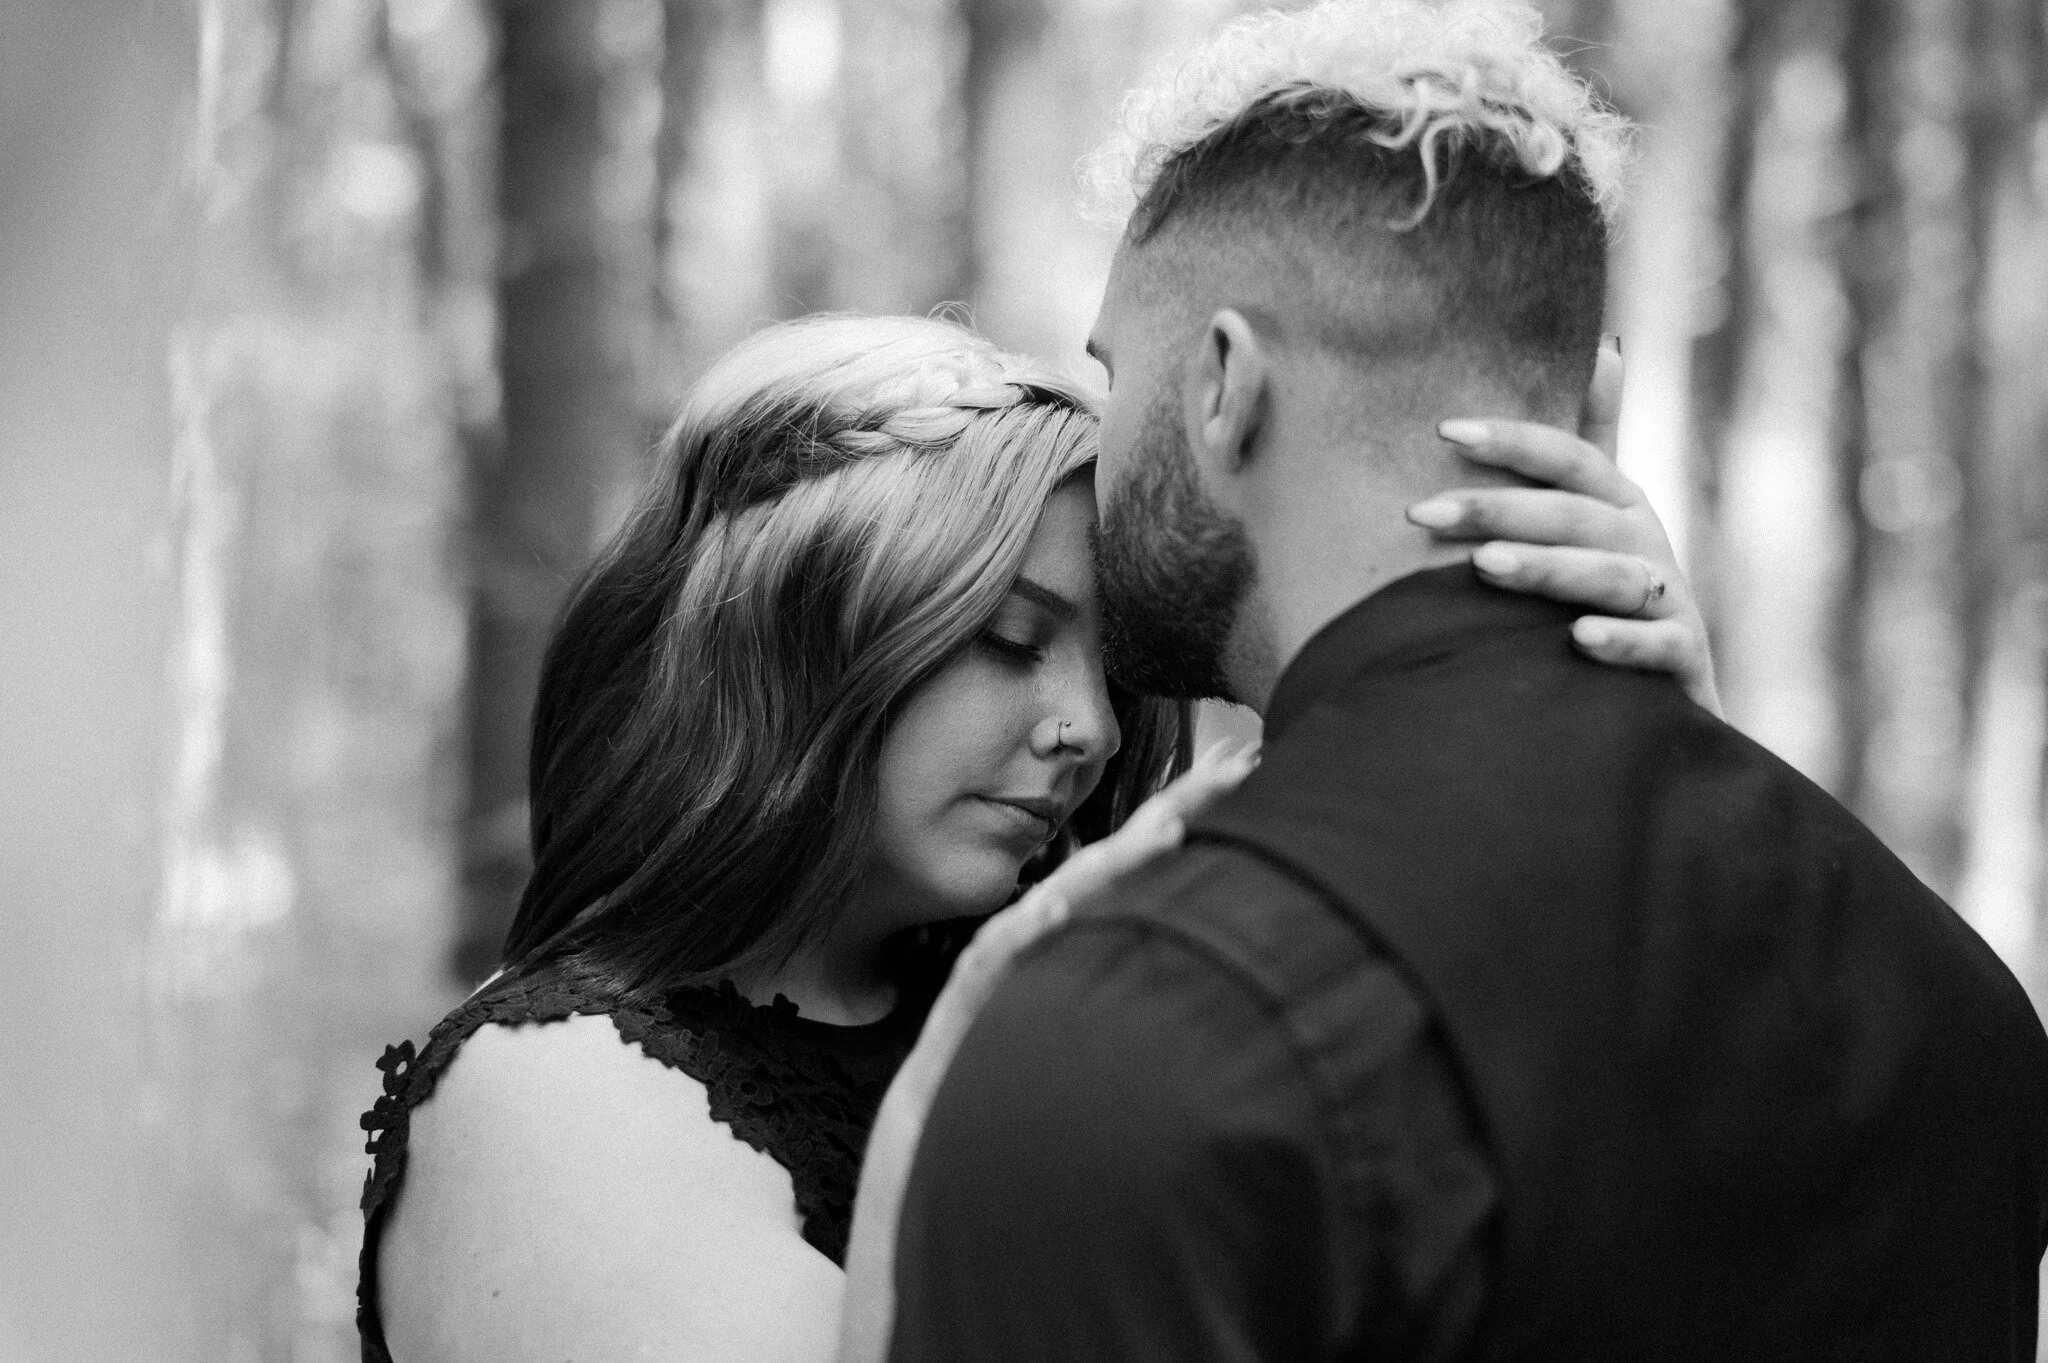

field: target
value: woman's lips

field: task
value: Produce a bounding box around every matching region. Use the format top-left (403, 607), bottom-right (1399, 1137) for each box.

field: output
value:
top-left (973, 795), bottom-right (1060, 844)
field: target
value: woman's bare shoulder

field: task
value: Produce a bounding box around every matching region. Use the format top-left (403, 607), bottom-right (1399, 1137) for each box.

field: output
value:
top-left (378, 1013), bottom-right (843, 1363)
top-left (394, 1013), bottom-right (773, 1185)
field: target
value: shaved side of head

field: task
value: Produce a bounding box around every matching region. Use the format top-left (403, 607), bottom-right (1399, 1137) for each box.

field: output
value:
top-left (1122, 88), bottom-right (1610, 422)
top-left (1085, 0), bottom-right (1629, 703)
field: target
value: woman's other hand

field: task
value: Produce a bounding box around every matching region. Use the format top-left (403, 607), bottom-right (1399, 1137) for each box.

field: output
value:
top-left (836, 741), bottom-right (1260, 1363)
top-left (1405, 340), bottom-right (1723, 717)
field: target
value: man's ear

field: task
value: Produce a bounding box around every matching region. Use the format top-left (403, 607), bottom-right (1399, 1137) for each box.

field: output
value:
top-left (1183, 308), bottom-right (1268, 476)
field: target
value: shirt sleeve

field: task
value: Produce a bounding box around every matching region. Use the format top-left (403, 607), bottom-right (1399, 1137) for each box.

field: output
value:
top-left (883, 863), bottom-right (1494, 1363)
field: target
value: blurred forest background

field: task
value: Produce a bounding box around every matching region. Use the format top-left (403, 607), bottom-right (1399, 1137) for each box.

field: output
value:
top-left (3, 0), bottom-right (2046, 1357)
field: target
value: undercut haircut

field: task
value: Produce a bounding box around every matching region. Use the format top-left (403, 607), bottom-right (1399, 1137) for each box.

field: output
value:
top-left (1089, 0), bottom-right (1632, 404)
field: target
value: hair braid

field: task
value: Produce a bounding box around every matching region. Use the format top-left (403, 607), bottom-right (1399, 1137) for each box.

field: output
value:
top-left (826, 380), bottom-right (1065, 457)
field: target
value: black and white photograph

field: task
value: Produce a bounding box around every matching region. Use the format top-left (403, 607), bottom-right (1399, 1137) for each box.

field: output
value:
top-left (4, 0), bottom-right (2047, 1357)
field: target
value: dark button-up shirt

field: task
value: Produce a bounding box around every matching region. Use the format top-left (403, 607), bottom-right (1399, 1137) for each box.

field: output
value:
top-left (891, 565), bottom-right (2048, 1361)
top-left (886, 631), bottom-right (1501, 1360)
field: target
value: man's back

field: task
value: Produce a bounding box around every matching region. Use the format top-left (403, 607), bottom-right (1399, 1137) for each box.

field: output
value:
top-left (888, 568), bottom-right (2048, 1360)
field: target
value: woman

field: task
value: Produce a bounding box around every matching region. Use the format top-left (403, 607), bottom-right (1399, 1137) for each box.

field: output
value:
top-left (358, 314), bottom-right (1711, 1362)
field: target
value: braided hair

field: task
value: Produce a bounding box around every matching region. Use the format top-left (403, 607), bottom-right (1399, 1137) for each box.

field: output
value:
top-left (501, 315), bottom-right (1188, 999)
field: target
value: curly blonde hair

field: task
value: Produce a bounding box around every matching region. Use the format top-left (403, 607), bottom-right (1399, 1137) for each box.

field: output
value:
top-left (1082, 0), bottom-right (1633, 232)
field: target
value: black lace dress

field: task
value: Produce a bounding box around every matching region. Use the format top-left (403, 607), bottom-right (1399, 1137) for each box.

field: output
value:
top-left (355, 954), bottom-right (950, 1363)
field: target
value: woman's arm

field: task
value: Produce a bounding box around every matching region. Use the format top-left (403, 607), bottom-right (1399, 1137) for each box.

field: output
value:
top-left (379, 1014), bottom-right (842, 1363)
top-left (1408, 341), bottom-right (1723, 716)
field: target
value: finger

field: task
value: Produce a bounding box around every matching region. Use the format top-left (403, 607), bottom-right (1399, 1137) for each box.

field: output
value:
top-left (1580, 336), bottom-right (1624, 462)
top-left (961, 889), bottom-right (1070, 975)
top-left (1471, 543), bottom-right (1678, 619)
top-left (1095, 742), bottom-right (1255, 857)
top-left (1436, 417), bottom-right (1639, 506)
top-left (1407, 487), bottom-right (1634, 552)
top-left (1570, 616), bottom-right (1707, 683)
top-left (1140, 741), bottom-right (1260, 826)
top-left (1041, 813), bottom-right (1185, 906)
top-left (1196, 736), bottom-right (1256, 768)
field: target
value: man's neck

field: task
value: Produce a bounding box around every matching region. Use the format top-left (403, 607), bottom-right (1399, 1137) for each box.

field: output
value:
top-left (1226, 426), bottom-right (1508, 715)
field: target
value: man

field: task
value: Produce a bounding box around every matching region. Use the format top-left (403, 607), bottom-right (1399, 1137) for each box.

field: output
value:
top-left (871, 1), bottom-right (2048, 1358)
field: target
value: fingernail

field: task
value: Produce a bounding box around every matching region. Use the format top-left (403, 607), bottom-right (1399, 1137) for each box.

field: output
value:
top-left (1602, 333), bottom-right (1622, 355)
top-left (1438, 419), bottom-right (1489, 446)
top-left (1574, 618), bottom-right (1611, 648)
top-left (1407, 498), bottom-right (1462, 529)
top-left (1472, 543), bottom-right (1519, 576)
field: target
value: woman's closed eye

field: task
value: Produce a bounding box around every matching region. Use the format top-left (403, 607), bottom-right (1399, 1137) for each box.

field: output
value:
top-left (975, 585), bottom-right (1067, 667)
top-left (975, 628), bottom-right (1046, 665)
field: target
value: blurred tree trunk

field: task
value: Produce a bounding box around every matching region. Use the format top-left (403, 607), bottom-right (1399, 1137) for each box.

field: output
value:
top-left (160, 0), bottom-right (491, 1354)
top-left (1, 3), bottom-right (197, 1355)
top-left (1838, 0), bottom-right (1976, 892)
top-left (658, 0), bottom-right (774, 392)
top-left (1830, 0), bottom-right (1891, 817)
top-left (1599, 0), bottom-right (1728, 583)
top-left (458, 0), bottom-right (663, 981)
top-left (832, 0), bottom-right (974, 312)
top-left (1687, 0), bottom-right (1766, 573)
top-left (1952, 0), bottom-right (2048, 999)
top-left (965, 0), bottom-right (1158, 363)
top-left (1612, 0), bottom-right (2045, 1011)
top-left (1706, 0), bottom-right (1862, 789)
top-left (961, 0), bottom-right (1049, 321)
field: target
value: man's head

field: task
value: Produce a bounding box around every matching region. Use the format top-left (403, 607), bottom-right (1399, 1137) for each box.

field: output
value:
top-left (1086, 0), bottom-right (1631, 705)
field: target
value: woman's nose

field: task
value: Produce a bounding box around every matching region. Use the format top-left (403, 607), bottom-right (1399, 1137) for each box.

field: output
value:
top-left (1032, 664), bottom-right (1121, 764)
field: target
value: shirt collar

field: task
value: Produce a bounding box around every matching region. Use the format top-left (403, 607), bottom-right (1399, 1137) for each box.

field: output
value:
top-left (1261, 563), bottom-right (1583, 741)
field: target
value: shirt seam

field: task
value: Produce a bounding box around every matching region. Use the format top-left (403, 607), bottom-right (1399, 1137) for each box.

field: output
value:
top-left (1050, 908), bottom-right (1397, 1340)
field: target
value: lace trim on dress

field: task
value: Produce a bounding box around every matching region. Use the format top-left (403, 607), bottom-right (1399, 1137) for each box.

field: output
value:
top-left (355, 968), bottom-right (905, 1363)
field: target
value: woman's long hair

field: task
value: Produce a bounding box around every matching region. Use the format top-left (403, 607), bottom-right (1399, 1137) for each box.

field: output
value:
top-left (499, 315), bottom-right (1188, 1001)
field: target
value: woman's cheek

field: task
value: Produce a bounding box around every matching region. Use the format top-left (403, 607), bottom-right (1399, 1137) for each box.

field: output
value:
top-left (871, 656), bottom-right (1044, 912)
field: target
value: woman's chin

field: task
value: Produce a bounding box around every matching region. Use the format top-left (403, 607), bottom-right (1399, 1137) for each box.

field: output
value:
top-left (906, 850), bottom-right (1033, 922)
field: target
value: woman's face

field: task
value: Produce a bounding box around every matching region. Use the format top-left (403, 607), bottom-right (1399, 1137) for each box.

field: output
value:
top-left (868, 476), bottom-right (1122, 921)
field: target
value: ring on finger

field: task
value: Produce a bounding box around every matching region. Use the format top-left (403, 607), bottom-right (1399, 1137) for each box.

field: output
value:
top-left (1636, 562), bottom-right (1668, 616)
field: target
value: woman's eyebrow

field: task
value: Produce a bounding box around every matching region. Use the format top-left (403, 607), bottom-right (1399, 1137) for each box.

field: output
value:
top-left (1010, 576), bottom-right (1078, 622)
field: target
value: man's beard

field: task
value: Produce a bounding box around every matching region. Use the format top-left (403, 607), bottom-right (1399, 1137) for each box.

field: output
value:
top-left (1096, 388), bottom-right (1256, 703)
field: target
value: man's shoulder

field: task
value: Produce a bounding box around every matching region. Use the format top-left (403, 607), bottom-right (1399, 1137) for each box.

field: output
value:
top-left (1232, 647), bottom-right (1910, 891)
top-left (1077, 833), bottom-right (1337, 940)
top-left (1053, 836), bottom-right (1426, 1055)
top-left (916, 839), bottom-right (1494, 1360)
top-left (1084, 835), bottom-right (1326, 919)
